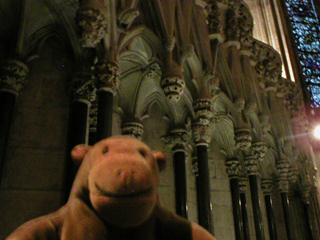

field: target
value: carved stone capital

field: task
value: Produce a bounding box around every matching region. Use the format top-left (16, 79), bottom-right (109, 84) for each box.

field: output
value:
top-left (239, 176), bottom-right (248, 193)
top-left (191, 157), bottom-right (199, 177)
top-left (193, 98), bottom-right (214, 125)
top-left (235, 128), bottom-right (252, 151)
top-left (0, 59), bottom-right (28, 95)
top-left (261, 179), bottom-right (273, 195)
top-left (277, 179), bottom-right (289, 193)
top-left (192, 122), bottom-right (211, 146)
top-left (276, 159), bottom-right (290, 193)
top-left (95, 60), bottom-right (120, 90)
top-left (225, 158), bottom-right (241, 179)
top-left (160, 76), bottom-right (185, 102)
top-left (121, 122), bottom-right (144, 139)
top-left (276, 159), bottom-right (290, 176)
top-left (76, 7), bottom-right (107, 47)
top-left (244, 155), bottom-right (259, 175)
top-left (162, 129), bottom-right (190, 152)
top-left (251, 142), bottom-right (267, 161)
top-left (288, 165), bottom-right (299, 183)
top-left (70, 72), bottom-right (97, 102)
top-left (89, 103), bottom-right (98, 132)
top-left (301, 176), bottom-right (312, 204)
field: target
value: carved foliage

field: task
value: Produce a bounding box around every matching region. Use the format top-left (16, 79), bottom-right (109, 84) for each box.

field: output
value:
top-left (76, 8), bottom-right (108, 48)
top-left (0, 59), bottom-right (28, 93)
top-left (244, 155), bottom-right (259, 175)
top-left (162, 129), bottom-right (190, 152)
top-left (276, 159), bottom-right (290, 193)
top-left (238, 3), bottom-right (253, 48)
top-left (251, 142), bottom-right (267, 161)
top-left (261, 179), bottom-right (273, 195)
top-left (205, 0), bottom-right (222, 34)
top-left (121, 122), bottom-right (144, 139)
top-left (235, 128), bottom-right (252, 151)
top-left (225, 158), bottom-right (241, 179)
top-left (95, 60), bottom-right (120, 89)
top-left (70, 72), bottom-right (97, 102)
top-left (251, 41), bottom-right (282, 90)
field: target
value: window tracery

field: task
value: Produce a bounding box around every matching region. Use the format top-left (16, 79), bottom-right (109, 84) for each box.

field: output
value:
top-left (285, 0), bottom-right (320, 108)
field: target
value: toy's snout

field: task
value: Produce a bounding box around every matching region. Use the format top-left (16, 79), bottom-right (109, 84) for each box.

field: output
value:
top-left (91, 154), bottom-right (156, 198)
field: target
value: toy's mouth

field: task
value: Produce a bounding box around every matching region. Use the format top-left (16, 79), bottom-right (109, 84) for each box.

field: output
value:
top-left (95, 183), bottom-right (154, 198)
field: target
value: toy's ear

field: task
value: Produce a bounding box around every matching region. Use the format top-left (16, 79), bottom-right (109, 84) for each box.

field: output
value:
top-left (153, 151), bottom-right (167, 172)
top-left (71, 144), bottom-right (92, 166)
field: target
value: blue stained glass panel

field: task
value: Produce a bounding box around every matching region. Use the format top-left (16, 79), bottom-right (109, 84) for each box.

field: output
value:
top-left (285, 0), bottom-right (320, 108)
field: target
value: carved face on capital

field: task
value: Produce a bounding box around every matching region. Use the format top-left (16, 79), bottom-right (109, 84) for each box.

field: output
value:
top-left (71, 136), bottom-right (167, 228)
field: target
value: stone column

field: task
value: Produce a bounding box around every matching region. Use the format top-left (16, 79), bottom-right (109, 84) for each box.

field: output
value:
top-left (261, 179), bottom-right (278, 240)
top-left (239, 177), bottom-right (250, 240)
top-left (301, 176), bottom-right (315, 240)
top-left (0, 59), bottom-right (28, 181)
top-left (64, 72), bottom-right (96, 201)
top-left (121, 122), bottom-right (144, 140)
top-left (163, 129), bottom-right (190, 218)
top-left (95, 59), bottom-right (119, 141)
top-left (310, 186), bottom-right (320, 239)
top-left (193, 98), bottom-right (214, 233)
top-left (276, 159), bottom-right (292, 240)
top-left (244, 155), bottom-right (265, 240)
top-left (225, 158), bottom-right (244, 240)
top-left (88, 102), bottom-right (98, 145)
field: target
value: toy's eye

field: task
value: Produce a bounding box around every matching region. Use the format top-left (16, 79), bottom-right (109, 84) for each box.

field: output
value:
top-left (103, 147), bottom-right (109, 154)
top-left (139, 149), bottom-right (146, 157)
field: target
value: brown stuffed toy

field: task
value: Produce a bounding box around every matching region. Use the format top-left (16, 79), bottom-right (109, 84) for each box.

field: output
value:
top-left (6, 135), bottom-right (216, 240)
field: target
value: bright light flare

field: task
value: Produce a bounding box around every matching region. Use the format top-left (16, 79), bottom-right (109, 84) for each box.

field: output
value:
top-left (314, 125), bottom-right (320, 139)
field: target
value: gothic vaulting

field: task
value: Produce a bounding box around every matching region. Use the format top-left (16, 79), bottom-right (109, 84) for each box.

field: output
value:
top-left (1, 0), bottom-right (320, 239)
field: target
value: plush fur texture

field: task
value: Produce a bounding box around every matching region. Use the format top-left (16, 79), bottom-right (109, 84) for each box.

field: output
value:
top-left (6, 135), bottom-right (216, 240)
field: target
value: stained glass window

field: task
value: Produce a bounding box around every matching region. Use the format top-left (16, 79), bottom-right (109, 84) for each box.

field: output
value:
top-left (284, 0), bottom-right (320, 108)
